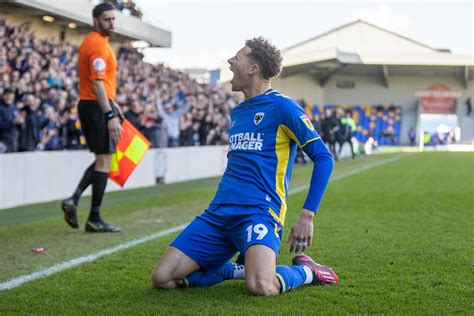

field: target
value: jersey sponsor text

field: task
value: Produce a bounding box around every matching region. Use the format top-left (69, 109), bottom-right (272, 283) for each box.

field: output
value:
top-left (229, 132), bottom-right (264, 151)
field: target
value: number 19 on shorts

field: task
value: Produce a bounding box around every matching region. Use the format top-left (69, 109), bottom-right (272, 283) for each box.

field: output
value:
top-left (246, 224), bottom-right (268, 242)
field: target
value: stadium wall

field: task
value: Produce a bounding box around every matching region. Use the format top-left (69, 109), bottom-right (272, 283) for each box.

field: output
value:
top-left (0, 146), bottom-right (229, 209)
top-left (160, 146), bottom-right (228, 183)
top-left (272, 73), bottom-right (324, 105)
top-left (324, 75), bottom-right (466, 106)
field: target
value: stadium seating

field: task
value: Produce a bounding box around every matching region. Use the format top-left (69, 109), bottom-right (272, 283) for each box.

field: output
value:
top-left (311, 104), bottom-right (402, 145)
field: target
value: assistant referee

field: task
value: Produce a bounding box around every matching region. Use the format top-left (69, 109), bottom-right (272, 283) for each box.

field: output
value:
top-left (61, 2), bottom-right (122, 233)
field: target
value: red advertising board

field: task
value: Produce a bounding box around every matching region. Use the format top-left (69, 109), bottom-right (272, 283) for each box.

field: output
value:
top-left (415, 84), bottom-right (463, 114)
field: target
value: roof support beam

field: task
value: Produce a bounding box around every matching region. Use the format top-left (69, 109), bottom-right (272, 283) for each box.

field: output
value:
top-left (381, 65), bottom-right (389, 88)
top-left (318, 65), bottom-right (346, 87)
top-left (462, 66), bottom-right (469, 89)
top-left (280, 67), bottom-right (305, 78)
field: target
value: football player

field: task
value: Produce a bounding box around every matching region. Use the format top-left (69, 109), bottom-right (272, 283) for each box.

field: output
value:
top-left (152, 37), bottom-right (338, 295)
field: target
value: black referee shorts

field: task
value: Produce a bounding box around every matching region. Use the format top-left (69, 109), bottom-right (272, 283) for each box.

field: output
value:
top-left (78, 100), bottom-right (116, 155)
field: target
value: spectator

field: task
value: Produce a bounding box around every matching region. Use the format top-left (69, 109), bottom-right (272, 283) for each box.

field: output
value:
top-left (191, 121), bottom-right (201, 146)
top-left (17, 94), bottom-right (41, 151)
top-left (423, 132), bottom-right (431, 145)
top-left (339, 111), bottom-right (356, 158)
top-left (179, 112), bottom-right (194, 146)
top-left (60, 103), bottom-right (83, 149)
top-left (364, 136), bottom-right (378, 155)
top-left (156, 101), bottom-right (190, 147)
top-left (124, 99), bottom-right (144, 131)
top-left (381, 126), bottom-right (395, 145)
top-left (465, 97), bottom-right (472, 116)
top-left (325, 109), bottom-right (340, 161)
top-left (105, 0), bottom-right (142, 18)
top-left (0, 88), bottom-right (23, 152)
top-left (37, 106), bottom-right (60, 151)
top-left (142, 103), bottom-right (162, 148)
top-left (408, 127), bottom-right (416, 146)
top-left (311, 113), bottom-right (321, 136)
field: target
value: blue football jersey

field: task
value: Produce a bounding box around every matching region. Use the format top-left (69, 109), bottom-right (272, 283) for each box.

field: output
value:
top-left (211, 89), bottom-right (322, 224)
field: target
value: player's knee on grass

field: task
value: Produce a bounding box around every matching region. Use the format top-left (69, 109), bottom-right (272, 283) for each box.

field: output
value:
top-left (244, 245), bottom-right (280, 296)
top-left (151, 247), bottom-right (200, 289)
top-left (246, 275), bottom-right (280, 296)
top-left (151, 265), bottom-right (179, 289)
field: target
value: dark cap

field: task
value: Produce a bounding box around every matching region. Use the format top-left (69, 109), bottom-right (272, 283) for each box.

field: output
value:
top-left (3, 87), bottom-right (14, 94)
top-left (92, 2), bottom-right (115, 18)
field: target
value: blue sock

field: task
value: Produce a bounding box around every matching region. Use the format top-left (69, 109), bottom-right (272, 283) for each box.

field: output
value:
top-left (275, 265), bottom-right (307, 293)
top-left (184, 262), bottom-right (234, 288)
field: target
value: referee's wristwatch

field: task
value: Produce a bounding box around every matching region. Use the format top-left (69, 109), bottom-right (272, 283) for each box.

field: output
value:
top-left (104, 110), bottom-right (116, 122)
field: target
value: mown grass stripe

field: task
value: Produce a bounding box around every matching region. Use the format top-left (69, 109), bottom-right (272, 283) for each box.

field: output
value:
top-left (288, 155), bottom-right (405, 195)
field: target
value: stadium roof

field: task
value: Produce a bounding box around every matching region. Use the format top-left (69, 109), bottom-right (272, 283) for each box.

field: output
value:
top-left (279, 20), bottom-right (473, 88)
top-left (1, 0), bottom-right (171, 47)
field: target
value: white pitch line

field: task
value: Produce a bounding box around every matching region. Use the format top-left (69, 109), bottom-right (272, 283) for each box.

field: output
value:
top-left (0, 224), bottom-right (189, 291)
top-left (0, 154), bottom-right (406, 291)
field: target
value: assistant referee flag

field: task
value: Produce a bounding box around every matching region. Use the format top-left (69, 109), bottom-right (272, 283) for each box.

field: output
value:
top-left (109, 119), bottom-right (150, 187)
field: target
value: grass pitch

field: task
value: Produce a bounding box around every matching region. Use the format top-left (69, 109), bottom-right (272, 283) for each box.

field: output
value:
top-left (0, 152), bottom-right (472, 314)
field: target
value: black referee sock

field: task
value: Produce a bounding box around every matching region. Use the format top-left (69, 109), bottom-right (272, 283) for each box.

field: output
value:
top-left (88, 171), bottom-right (109, 223)
top-left (72, 162), bottom-right (95, 205)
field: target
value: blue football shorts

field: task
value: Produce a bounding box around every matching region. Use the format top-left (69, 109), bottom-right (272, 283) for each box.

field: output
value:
top-left (170, 204), bottom-right (283, 269)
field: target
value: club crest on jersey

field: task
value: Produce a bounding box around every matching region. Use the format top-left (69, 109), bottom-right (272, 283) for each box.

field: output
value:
top-left (300, 115), bottom-right (315, 131)
top-left (254, 112), bottom-right (265, 125)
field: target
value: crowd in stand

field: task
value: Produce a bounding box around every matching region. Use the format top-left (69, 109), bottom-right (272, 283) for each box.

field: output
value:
top-left (0, 18), bottom-right (240, 153)
top-left (102, 0), bottom-right (142, 19)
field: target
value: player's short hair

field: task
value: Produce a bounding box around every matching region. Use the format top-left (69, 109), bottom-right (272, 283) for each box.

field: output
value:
top-left (92, 2), bottom-right (115, 18)
top-left (245, 37), bottom-right (282, 80)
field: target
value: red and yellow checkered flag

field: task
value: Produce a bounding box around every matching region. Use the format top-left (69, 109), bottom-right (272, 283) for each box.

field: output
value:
top-left (109, 119), bottom-right (151, 187)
